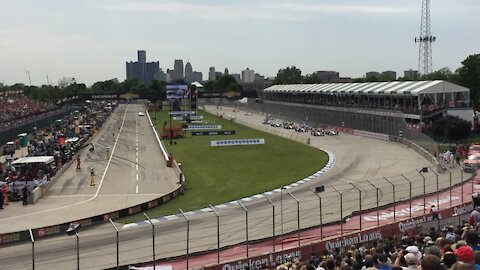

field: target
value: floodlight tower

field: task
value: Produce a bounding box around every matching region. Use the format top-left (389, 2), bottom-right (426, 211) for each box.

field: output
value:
top-left (415, 0), bottom-right (436, 75)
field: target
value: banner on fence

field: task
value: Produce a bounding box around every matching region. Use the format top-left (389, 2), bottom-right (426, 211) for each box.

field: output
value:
top-left (172, 115), bottom-right (203, 120)
top-left (211, 138), bottom-right (265, 147)
top-left (185, 125), bottom-right (222, 130)
top-left (168, 111), bottom-right (195, 116)
top-left (192, 130), bottom-right (236, 136)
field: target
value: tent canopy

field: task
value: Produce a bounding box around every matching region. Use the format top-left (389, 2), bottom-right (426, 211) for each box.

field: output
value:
top-left (12, 156), bottom-right (55, 165)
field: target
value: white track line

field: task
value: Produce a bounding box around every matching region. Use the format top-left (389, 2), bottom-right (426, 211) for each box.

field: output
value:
top-left (0, 105), bottom-right (129, 223)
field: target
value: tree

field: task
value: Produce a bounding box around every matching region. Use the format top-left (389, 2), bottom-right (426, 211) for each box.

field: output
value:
top-left (427, 115), bottom-right (471, 142)
top-left (456, 54), bottom-right (480, 109)
top-left (303, 73), bottom-right (323, 84)
top-left (274, 66), bottom-right (303, 84)
top-left (420, 67), bottom-right (455, 81)
top-left (216, 75), bottom-right (239, 92)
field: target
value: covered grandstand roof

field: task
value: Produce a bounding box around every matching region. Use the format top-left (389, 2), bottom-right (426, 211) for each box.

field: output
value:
top-left (263, 80), bottom-right (469, 96)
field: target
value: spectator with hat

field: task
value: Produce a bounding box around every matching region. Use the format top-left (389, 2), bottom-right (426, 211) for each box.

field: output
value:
top-left (455, 246), bottom-right (475, 265)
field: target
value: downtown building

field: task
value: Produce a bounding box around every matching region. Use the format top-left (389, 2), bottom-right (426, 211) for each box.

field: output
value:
top-left (126, 50), bottom-right (163, 85)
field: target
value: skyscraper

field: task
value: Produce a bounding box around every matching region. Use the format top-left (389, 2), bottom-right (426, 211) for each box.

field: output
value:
top-left (208, 67), bottom-right (216, 81)
top-left (126, 50), bottom-right (160, 85)
top-left (172, 59), bottom-right (184, 81)
top-left (242, 68), bottom-right (254, 83)
top-left (185, 61), bottom-right (193, 83)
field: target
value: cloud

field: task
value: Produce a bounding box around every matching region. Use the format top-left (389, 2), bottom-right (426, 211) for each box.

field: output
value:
top-left (96, 0), bottom-right (414, 22)
top-left (271, 2), bottom-right (415, 14)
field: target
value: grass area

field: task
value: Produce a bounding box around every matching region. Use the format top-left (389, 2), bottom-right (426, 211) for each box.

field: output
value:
top-left (438, 132), bottom-right (480, 153)
top-left (119, 108), bottom-right (328, 223)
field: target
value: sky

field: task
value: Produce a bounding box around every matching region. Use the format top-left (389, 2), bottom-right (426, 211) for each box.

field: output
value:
top-left (0, 0), bottom-right (478, 86)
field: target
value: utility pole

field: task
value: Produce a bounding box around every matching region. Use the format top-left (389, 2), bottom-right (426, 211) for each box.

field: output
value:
top-left (25, 69), bottom-right (32, 86)
top-left (415, 0), bottom-right (436, 75)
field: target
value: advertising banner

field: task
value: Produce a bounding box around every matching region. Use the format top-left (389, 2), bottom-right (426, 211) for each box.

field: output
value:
top-left (168, 111), bottom-right (195, 116)
top-left (192, 131), bottom-right (236, 136)
top-left (211, 138), bottom-right (265, 147)
top-left (166, 85), bottom-right (188, 100)
top-left (172, 115), bottom-right (203, 120)
top-left (185, 125), bottom-right (222, 130)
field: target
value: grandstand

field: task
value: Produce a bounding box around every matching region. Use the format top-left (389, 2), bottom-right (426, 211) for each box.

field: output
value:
top-left (262, 80), bottom-right (472, 124)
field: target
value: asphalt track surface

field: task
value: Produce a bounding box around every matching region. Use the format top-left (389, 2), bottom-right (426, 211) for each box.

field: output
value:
top-left (0, 103), bottom-right (179, 233)
top-left (0, 104), bottom-right (453, 270)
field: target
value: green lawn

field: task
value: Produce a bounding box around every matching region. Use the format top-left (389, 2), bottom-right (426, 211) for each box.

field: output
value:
top-left (120, 108), bottom-right (328, 223)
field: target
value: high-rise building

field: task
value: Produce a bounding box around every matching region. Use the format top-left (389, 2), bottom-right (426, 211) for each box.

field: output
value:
top-left (172, 59), bottom-right (184, 81)
top-left (231, 73), bottom-right (241, 82)
top-left (215, 71), bottom-right (222, 79)
top-left (254, 73), bottom-right (265, 82)
top-left (404, 69), bottom-right (419, 80)
top-left (184, 61), bottom-right (193, 83)
top-left (366, 71), bottom-right (381, 80)
top-left (126, 50), bottom-right (160, 85)
top-left (190, 71), bottom-right (203, 83)
top-left (208, 67), bottom-right (216, 81)
top-left (224, 68), bottom-right (229, 75)
top-left (138, 50), bottom-right (146, 63)
top-left (242, 68), bottom-right (255, 83)
top-left (381, 71), bottom-right (397, 81)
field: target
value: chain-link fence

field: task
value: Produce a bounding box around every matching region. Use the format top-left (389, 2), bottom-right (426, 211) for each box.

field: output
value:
top-left (3, 165), bottom-right (474, 269)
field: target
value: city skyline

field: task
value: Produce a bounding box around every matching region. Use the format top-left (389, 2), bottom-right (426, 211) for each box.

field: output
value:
top-left (0, 0), bottom-right (478, 86)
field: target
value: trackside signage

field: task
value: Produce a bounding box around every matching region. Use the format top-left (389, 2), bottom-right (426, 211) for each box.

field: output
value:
top-left (211, 138), bottom-right (265, 147)
top-left (185, 125), bottom-right (222, 130)
top-left (172, 115), bottom-right (203, 120)
top-left (192, 130), bottom-right (236, 136)
top-left (220, 250), bottom-right (302, 270)
top-left (169, 111), bottom-right (195, 116)
top-left (398, 216), bottom-right (435, 233)
top-left (324, 231), bottom-right (383, 250)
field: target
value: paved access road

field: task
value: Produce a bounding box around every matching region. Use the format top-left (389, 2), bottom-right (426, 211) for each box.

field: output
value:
top-left (0, 104), bottom-right (450, 270)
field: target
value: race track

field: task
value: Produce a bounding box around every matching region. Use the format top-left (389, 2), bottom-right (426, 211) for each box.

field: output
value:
top-left (0, 103), bottom-right (454, 270)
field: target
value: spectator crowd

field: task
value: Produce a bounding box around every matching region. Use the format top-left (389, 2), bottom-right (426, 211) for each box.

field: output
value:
top-left (0, 90), bottom-right (57, 130)
top-left (263, 208), bottom-right (480, 270)
top-left (1, 100), bottom-right (114, 206)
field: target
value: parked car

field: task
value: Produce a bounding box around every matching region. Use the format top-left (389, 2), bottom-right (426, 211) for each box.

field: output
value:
top-left (469, 144), bottom-right (480, 156)
top-left (464, 154), bottom-right (480, 172)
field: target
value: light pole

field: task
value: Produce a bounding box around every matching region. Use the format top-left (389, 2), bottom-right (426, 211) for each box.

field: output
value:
top-left (331, 185), bottom-right (343, 236)
top-left (29, 229), bottom-right (35, 270)
top-left (430, 167), bottom-right (439, 211)
top-left (169, 101), bottom-right (173, 145)
top-left (418, 169), bottom-right (427, 215)
top-left (367, 180), bottom-right (380, 227)
top-left (179, 209), bottom-right (190, 270)
top-left (349, 183), bottom-right (362, 231)
top-left (310, 188), bottom-right (323, 240)
top-left (108, 219), bottom-right (119, 270)
top-left (264, 195), bottom-right (275, 252)
top-left (401, 175), bottom-right (413, 218)
top-left (384, 177), bottom-right (396, 222)
top-left (287, 191), bottom-right (300, 247)
top-left (280, 186), bottom-right (286, 251)
top-left (238, 201), bottom-right (249, 258)
top-left (144, 213), bottom-right (156, 270)
top-left (449, 171), bottom-right (453, 208)
top-left (209, 204), bottom-right (221, 264)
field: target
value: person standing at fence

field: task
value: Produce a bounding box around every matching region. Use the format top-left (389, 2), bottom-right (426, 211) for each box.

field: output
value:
top-left (76, 155), bottom-right (81, 170)
top-left (430, 205), bottom-right (439, 220)
top-left (1, 183), bottom-right (8, 206)
top-left (22, 185), bottom-right (28, 205)
top-left (473, 192), bottom-right (480, 209)
top-left (0, 188), bottom-right (4, 209)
